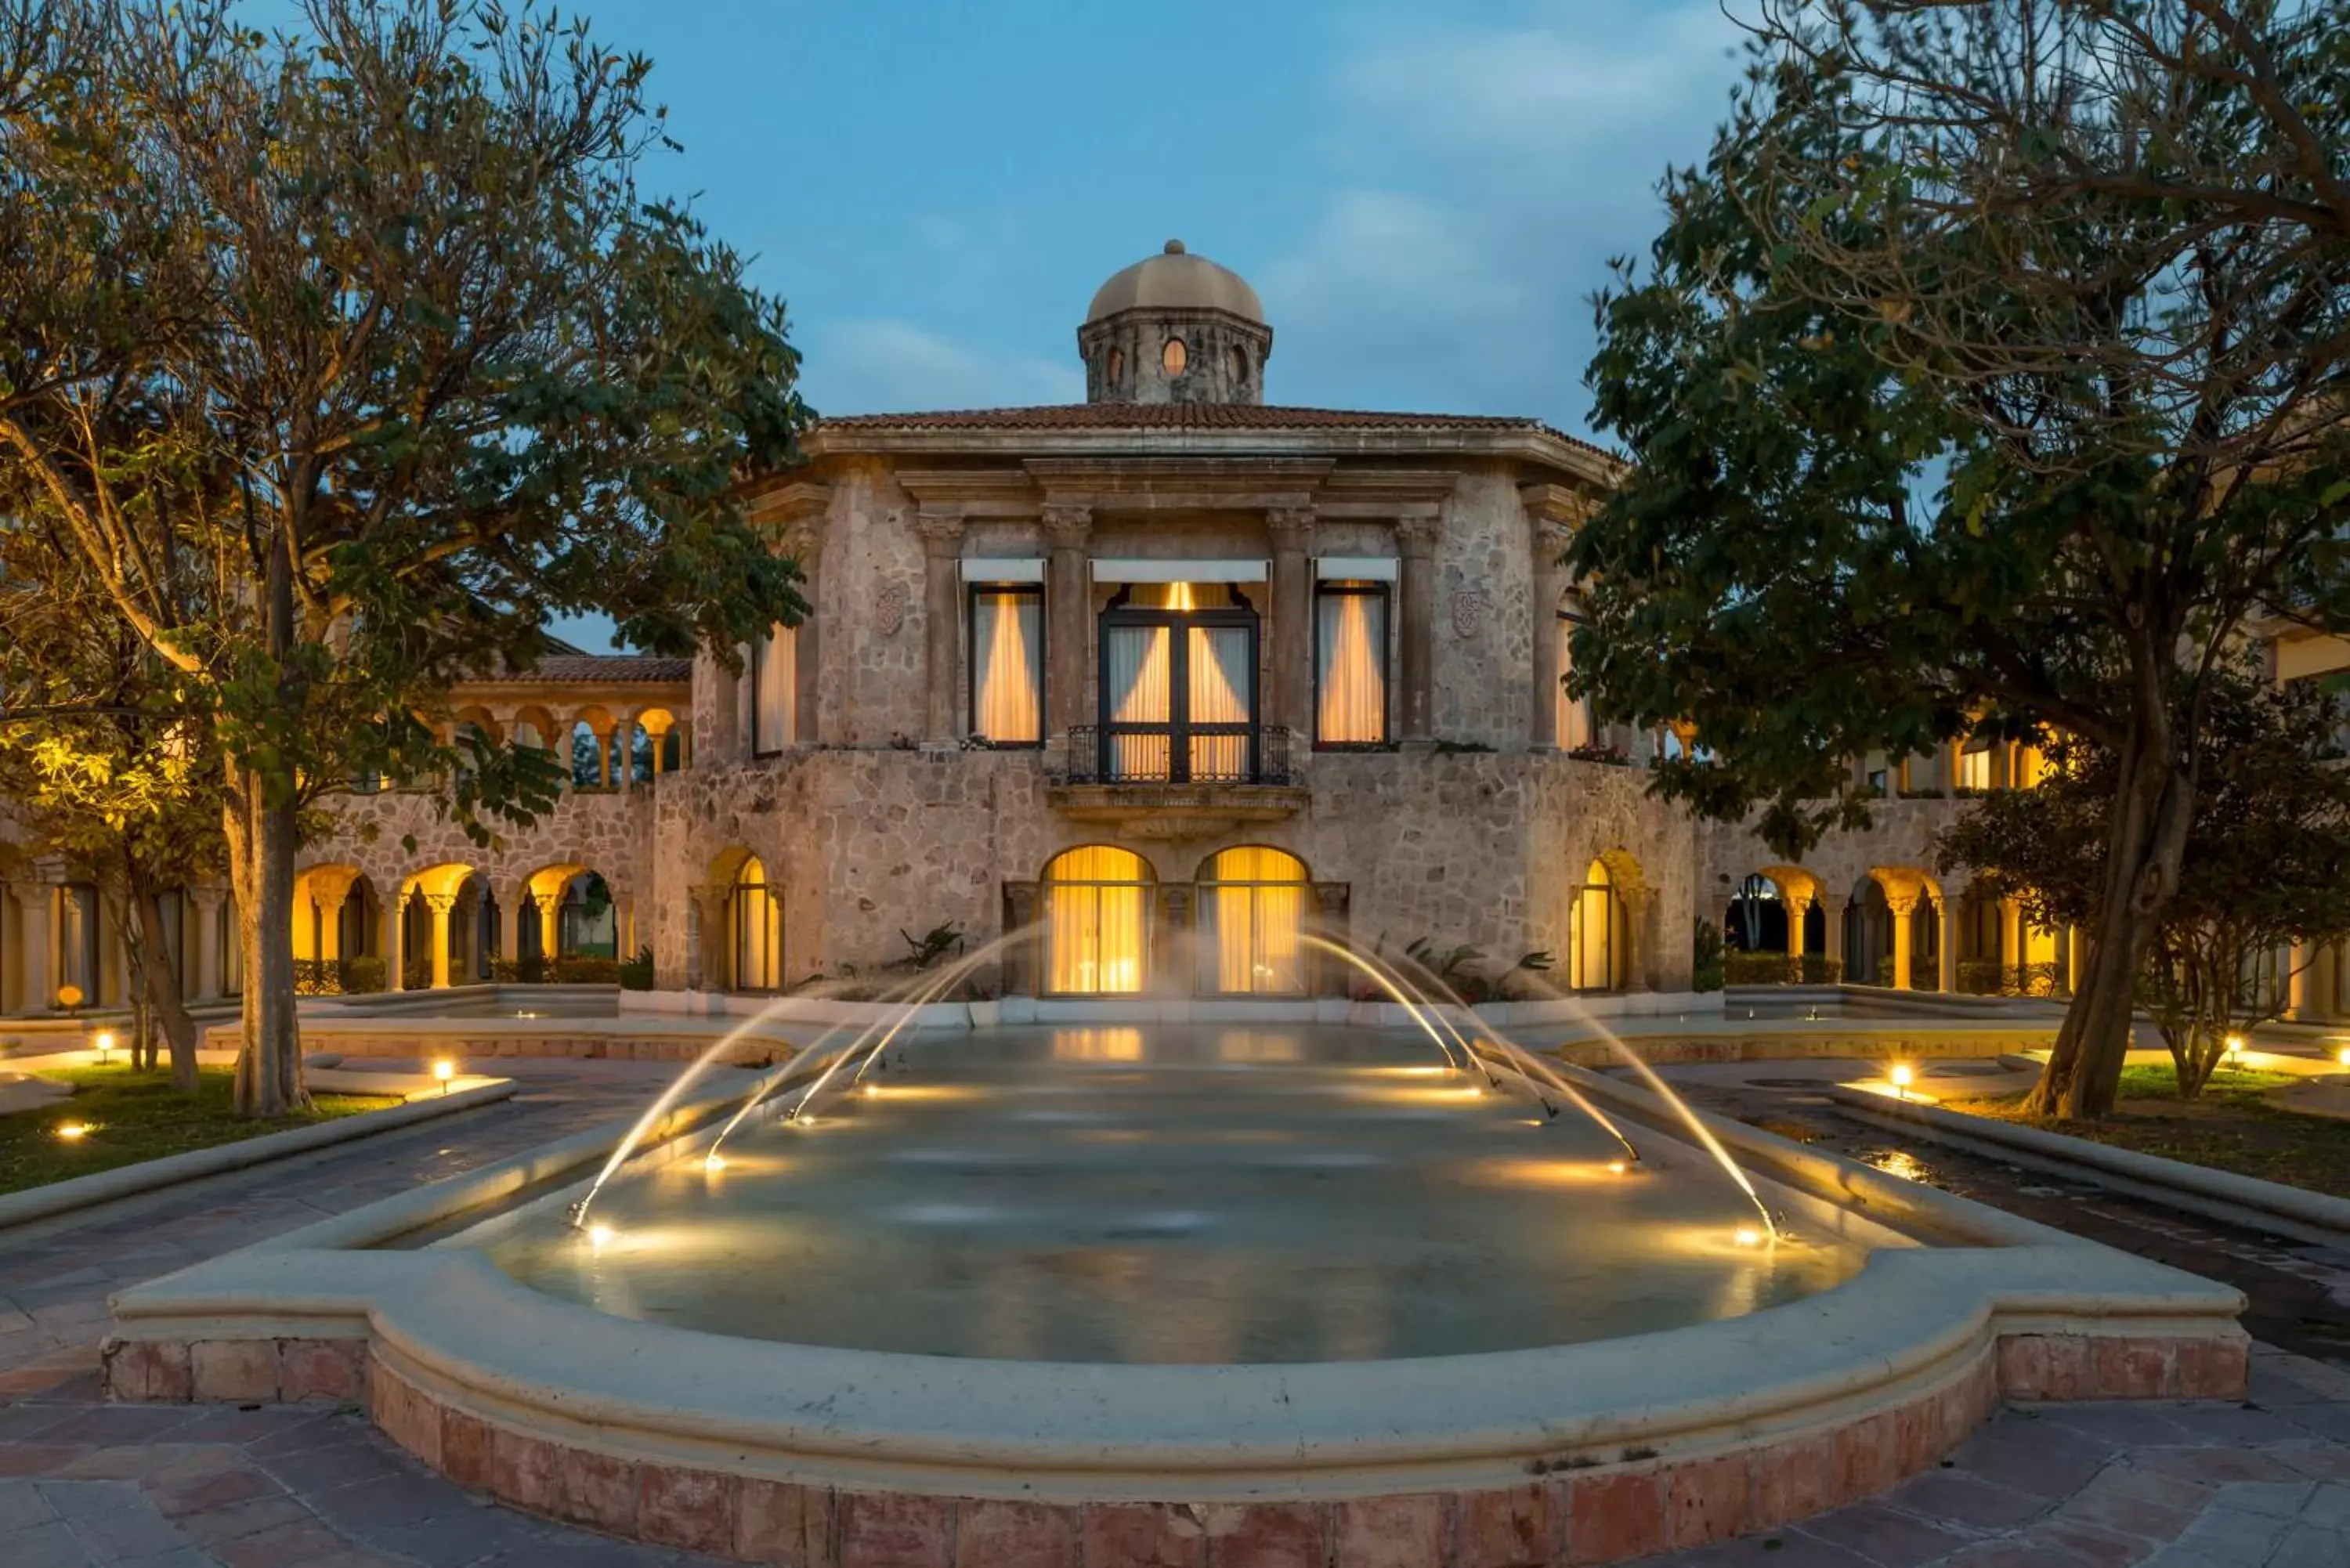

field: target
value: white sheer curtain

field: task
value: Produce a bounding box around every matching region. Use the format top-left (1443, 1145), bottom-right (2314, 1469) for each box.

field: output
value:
top-left (1316, 588), bottom-right (1386, 742)
top-left (753, 625), bottom-right (795, 753)
top-left (1188, 624), bottom-right (1250, 779)
top-left (1105, 625), bottom-right (1172, 779)
top-left (1556, 616), bottom-right (1593, 750)
top-left (971, 591), bottom-right (1042, 742)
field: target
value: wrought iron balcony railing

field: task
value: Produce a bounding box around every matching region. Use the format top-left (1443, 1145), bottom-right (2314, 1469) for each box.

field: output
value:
top-left (1056, 725), bottom-right (1297, 787)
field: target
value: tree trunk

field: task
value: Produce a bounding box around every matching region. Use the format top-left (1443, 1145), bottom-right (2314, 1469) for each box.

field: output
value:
top-left (225, 763), bottom-right (306, 1118)
top-left (128, 867), bottom-right (201, 1093)
top-left (2023, 714), bottom-right (2196, 1119)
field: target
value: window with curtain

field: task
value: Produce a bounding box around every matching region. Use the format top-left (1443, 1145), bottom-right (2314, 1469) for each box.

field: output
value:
top-left (1197, 847), bottom-right (1311, 995)
top-left (1043, 845), bottom-right (1152, 995)
top-left (1315, 582), bottom-right (1387, 745)
top-left (751, 625), bottom-right (795, 755)
top-left (1958, 740), bottom-right (1993, 791)
top-left (1556, 602), bottom-right (1593, 750)
top-left (969, 586), bottom-right (1043, 744)
top-left (1097, 583), bottom-right (1256, 782)
top-left (732, 857), bottom-right (781, 991)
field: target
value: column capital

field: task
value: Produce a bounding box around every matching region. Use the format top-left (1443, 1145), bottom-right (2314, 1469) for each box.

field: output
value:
top-left (1882, 890), bottom-right (1920, 917)
top-left (1266, 506), bottom-right (1315, 550)
top-left (914, 511), bottom-right (967, 557)
top-left (1532, 518), bottom-right (1575, 580)
top-left (421, 892), bottom-right (458, 915)
top-left (1040, 501), bottom-right (1094, 544)
top-left (1394, 515), bottom-right (1441, 558)
top-left (188, 886), bottom-right (228, 914)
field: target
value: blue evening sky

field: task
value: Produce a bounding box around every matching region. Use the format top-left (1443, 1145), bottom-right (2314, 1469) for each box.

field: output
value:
top-left (519, 1), bottom-right (1753, 649)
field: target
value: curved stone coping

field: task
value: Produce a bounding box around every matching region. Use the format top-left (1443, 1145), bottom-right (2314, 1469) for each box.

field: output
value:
top-left (107, 1240), bottom-right (2237, 1501)
top-left (1829, 1086), bottom-right (2350, 1241)
top-left (0, 1079), bottom-right (516, 1234)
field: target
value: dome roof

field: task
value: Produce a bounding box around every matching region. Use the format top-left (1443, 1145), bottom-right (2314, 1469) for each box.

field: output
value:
top-left (1084, 240), bottom-right (1264, 326)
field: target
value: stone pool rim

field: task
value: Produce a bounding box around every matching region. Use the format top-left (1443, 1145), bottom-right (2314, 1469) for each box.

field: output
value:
top-left (99, 1041), bottom-right (2251, 1564)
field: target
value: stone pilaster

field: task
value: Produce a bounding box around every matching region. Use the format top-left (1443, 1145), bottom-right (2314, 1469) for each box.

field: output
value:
top-left (1395, 517), bottom-right (1439, 742)
top-left (1043, 504), bottom-right (1093, 737)
top-left (1528, 520), bottom-right (1574, 750)
top-left (1938, 897), bottom-right (1960, 994)
top-left (189, 888), bottom-right (226, 1003)
top-left (1267, 507), bottom-right (1314, 738)
top-left (916, 512), bottom-right (966, 743)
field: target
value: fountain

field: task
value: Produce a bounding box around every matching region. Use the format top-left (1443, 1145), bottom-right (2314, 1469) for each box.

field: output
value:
top-left (102, 936), bottom-right (2251, 1566)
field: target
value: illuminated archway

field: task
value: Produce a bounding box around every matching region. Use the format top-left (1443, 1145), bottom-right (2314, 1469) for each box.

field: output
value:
top-left (1196, 847), bottom-right (1312, 995)
top-left (728, 854), bottom-right (781, 992)
top-left (1042, 846), bottom-right (1154, 995)
top-left (1571, 850), bottom-right (1645, 993)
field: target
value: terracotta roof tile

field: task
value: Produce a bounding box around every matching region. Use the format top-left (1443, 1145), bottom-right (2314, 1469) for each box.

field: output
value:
top-left (486, 655), bottom-right (692, 685)
top-left (815, 401), bottom-right (1607, 452)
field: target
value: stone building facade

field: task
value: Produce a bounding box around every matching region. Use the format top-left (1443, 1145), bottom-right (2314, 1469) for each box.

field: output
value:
top-left (0, 243), bottom-right (2092, 1018)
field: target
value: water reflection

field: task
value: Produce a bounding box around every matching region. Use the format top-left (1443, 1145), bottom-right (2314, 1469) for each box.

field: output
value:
top-left (464, 1024), bottom-right (1867, 1364)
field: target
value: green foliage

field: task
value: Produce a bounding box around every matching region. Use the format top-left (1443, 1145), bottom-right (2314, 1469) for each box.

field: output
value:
top-left (617, 945), bottom-right (655, 990)
top-left (1722, 951), bottom-right (1842, 987)
top-left (898, 923), bottom-right (965, 970)
top-left (1937, 667), bottom-right (2350, 1094)
top-left (1690, 919), bottom-right (1725, 992)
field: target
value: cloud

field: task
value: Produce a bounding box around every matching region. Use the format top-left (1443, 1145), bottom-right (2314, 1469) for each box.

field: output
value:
top-left (801, 318), bottom-right (1085, 416)
top-left (1260, 2), bottom-right (1748, 434)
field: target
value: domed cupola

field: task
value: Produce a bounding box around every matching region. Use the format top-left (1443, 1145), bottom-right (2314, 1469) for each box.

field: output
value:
top-left (1079, 240), bottom-right (1271, 406)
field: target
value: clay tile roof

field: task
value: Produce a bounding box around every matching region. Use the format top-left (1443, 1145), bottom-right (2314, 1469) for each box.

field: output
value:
top-left (494, 654), bottom-right (692, 685)
top-left (814, 401), bottom-right (1608, 453)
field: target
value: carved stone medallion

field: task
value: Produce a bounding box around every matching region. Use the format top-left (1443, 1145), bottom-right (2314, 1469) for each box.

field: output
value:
top-left (874, 583), bottom-right (909, 637)
top-left (1451, 589), bottom-right (1493, 639)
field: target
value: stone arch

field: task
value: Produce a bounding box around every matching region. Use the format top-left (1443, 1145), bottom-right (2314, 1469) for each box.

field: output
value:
top-left (396, 862), bottom-right (479, 990)
top-left (635, 705), bottom-right (682, 779)
top-left (1195, 845), bottom-right (1314, 996)
top-left (702, 849), bottom-right (781, 993)
top-left (291, 863), bottom-right (380, 983)
top-left (1040, 845), bottom-right (1156, 996)
top-left (1844, 866), bottom-right (1943, 991)
top-left (1571, 850), bottom-right (1645, 994)
top-left (508, 703), bottom-right (557, 755)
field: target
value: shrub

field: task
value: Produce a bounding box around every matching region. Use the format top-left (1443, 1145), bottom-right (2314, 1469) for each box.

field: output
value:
top-left (1691, 919), bottom-right (1724, 992)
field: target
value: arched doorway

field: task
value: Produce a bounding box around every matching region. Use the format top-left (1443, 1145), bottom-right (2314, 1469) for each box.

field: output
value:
top-left (1570, 857), bottom-right (1628, 992)
top-left (731, 856), bottom-right (782, 992)
top-left (1042, 846), bottom-right (1154, 995)
top-left (1197, 847), bottom-right (1312, 995)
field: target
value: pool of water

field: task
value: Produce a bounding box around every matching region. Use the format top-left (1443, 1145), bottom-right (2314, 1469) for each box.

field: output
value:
top-left (454, 1025), bottom-right (1873, 1364)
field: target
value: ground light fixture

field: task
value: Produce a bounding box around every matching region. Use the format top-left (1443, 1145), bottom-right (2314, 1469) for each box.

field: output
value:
top-left (2336, 1044), bottom-right (2350, 1068)
top-left (1733, 1226), bottom-right (1765, 1248)
top-left (432, 1059), bottom-right (456, 1093)
top-left (2225, 1035), bottom-right (2247, 1063)
top-left (92, 1031), bottom-right (114, 1068)
top-left (588, 1223), bottom-right (616, 1250)
top-left (1889, 1063), bottom-right (1915, 1100)
top-left (53, 1121), bottom-right (90, 1141)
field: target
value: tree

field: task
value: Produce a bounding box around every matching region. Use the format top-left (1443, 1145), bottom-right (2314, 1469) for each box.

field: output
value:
top-left (0, 0), bottom-right (809, 1114)
top-left (1937, 667), bottom-right (2350, 1097)
top-left (0, 547), bottom-right (223, 1089)
top-left (1571, 0), bottom-right (2350, 1117)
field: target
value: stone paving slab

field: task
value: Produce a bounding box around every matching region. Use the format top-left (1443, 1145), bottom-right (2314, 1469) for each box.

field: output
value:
top-left (1631, 1349), bottom-right (2350, 1566)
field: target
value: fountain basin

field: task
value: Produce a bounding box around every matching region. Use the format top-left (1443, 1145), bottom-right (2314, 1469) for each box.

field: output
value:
top-left (103, 1028), bottom-right (2246, 1565)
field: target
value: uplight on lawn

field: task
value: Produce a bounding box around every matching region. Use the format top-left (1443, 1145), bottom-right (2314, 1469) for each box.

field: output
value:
top-left (2225, 1035), bottom-right (2247, 1065)
top-left (433, 1059), bottom-right (456, 1093)
top-left (92, 1031), bottom-right (114, 1068)
top-left (53, 1121), bottom-right (90, 1142)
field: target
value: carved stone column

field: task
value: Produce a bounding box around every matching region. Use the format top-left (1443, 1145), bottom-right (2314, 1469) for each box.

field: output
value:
top-left (1885, 891), bottom-right (1919, 991)
top-left (1043, 504), bottom-right (1094, 737)
top-left (1937, 897), bottom-right (1960, 994)
top-left (425, 894), bottom-right (457, 990)
top-left (190, 888), bottom-right (225, 1003)
top-left (1999, 896), bottom-right (2023, 992)
top-left (1002, 882), bottom-right (1040, 997)
top-left (1396, 516), bottom-right (1439, 742)
top-left (916, 512), bottom-right (966, 743)
top-left (1528, 520), bottom-right (1574, 750)
top-left (1784, 893), bottom-right (1812, 961)
top-left (1267, 507), bottom-right (1314, 738)
top-left (1822, 894), bottom-right (1849, 980)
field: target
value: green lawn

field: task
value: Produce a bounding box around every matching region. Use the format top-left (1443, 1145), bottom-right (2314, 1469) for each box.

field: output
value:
top-left (0, 1065), bottom-right (398, 1197)
top-left (1957, 1065), bottom-right (2350, 1197)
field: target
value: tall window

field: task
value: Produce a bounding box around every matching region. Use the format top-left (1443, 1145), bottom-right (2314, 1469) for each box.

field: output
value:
top-left (1569, 858), bottom-right (1622, 992)
top-left (1315, 581), bottom-right (1388, 745)
top-left (1556, 598), bottom-right (1593, 750)
top-left (969, 585), bottom-right (1043, 744)
top-left (1043, 845), bottom-right (1152, 995)
top-left (1957, 739), bottom-right (1993, 791)
top-left (1098, 583), bottom-right (1256, 782)
top-left (731, 856), bottom-right (781, 992)
top-left (1198, 847), bottom-right (1311, 995)
top-left (751, 625), bottom-right (795, 756)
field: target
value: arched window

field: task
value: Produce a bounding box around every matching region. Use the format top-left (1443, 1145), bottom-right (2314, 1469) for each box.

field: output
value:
top-left (1161, 336), bottom-right (1187, 376)
top-left (1570, 858), bottom-right (1623, 992)
top-left (732, 857), bottom-right (782, 992)
top-left (1042, 846), bottom-right (1152, 995)
top-left (1198, 847), bottom-right (1311, 995)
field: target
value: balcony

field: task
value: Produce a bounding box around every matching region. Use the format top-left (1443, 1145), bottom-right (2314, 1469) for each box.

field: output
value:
top-left (1047, 725), bottom-right (1307, 840)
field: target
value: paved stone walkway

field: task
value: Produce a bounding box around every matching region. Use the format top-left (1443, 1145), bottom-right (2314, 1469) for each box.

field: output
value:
top-left (3, 1057), bottom-right (2349, 1566)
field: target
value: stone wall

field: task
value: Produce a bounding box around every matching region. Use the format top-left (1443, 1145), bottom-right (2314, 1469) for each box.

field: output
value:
top-left (301, 787), bottom-right (656, 912)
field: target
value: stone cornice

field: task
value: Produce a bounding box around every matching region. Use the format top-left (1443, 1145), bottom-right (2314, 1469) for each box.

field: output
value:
top-left (892, 468), bottom-right (1040, 518)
